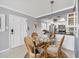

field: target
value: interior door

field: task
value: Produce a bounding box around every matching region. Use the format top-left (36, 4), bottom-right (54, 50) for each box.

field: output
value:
top-left (20, 17), bottom-right (27, 45)
top-left (13, 15), bottom-right (21, 47)
top-left (9, 15), bottom-right (27, 48)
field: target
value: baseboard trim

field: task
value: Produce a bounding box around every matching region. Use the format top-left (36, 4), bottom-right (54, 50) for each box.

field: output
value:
top-left (0, 48), bottom-right (10, 53)
top-left (0, 44), bottom-right (24, 54)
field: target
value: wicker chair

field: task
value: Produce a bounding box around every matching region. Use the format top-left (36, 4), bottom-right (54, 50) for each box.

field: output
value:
top-left (47, 35), bottom-right (65, 58)
top-left (24, 36), bottom-right (43, 58)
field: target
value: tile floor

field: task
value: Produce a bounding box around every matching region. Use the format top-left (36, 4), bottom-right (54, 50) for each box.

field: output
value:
top-left (0, 45), bottom-right (75, 58)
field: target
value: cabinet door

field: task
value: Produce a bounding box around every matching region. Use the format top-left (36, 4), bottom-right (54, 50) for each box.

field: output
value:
top-left (67, 12), bottom-right (75, 26)
top-left (62, 35), bottom-right (75, 51)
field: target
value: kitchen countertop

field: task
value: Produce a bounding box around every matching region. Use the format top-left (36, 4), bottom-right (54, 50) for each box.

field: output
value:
top-left (56, 32), bottom-right (74, 36)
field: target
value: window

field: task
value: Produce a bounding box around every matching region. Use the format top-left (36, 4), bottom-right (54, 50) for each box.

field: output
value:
top-left (41, 22), bottom-right (47, 30)
top-left (41, 21), bottom-right (53, 31)
top-left (47, 22), bottom-right (51, 30)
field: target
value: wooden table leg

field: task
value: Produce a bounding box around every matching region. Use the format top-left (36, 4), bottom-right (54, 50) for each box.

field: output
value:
top-left (44, 45), bottom-right (48, 58)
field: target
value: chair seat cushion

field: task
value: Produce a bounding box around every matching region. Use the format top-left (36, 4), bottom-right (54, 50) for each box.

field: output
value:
top-left (47, 45), bottom-right (58, 53)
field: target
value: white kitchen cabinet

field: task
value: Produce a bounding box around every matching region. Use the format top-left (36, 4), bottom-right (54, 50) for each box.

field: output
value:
top-left (56, 34), bottom-right (75, 51)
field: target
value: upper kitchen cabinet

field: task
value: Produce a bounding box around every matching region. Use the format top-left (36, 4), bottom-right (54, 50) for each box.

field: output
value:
top-left (67, 12), bottom-right (76, 27)
top-left (50, 0), bottom-right (74, 12)
top-left (66, 12), bottom-right (76, 35)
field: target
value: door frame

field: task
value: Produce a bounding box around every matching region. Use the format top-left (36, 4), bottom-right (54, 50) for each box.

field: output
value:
top-left (9, 15), bottom-right (14, 48)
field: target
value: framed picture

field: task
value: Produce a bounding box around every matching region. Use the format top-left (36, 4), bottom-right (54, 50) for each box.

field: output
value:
top-left (0, 14), bottom-right (5, 32)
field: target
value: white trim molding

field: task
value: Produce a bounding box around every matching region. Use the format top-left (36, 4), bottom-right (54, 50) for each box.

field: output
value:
top-left (0, 5), bottom-right (75, 19)
top-left (36, 6), bottom-right (75, 19)
top-left (0, 5), bottom-right (36, 18)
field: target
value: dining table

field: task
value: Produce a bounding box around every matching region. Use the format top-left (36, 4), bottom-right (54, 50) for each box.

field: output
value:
top-left (35, 36), bottom-right (66, 58)
top-left (36, 40), bottom-right (50, 58)
top-left (36, 36), bottom-right (50, 57)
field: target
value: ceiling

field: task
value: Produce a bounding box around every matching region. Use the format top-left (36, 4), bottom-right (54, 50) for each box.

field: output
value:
top-left (0, 0), bottom-right (74, 18)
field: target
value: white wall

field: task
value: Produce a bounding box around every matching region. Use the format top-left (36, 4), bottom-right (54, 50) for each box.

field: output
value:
top-left (0, 0), bottom-right (74, 17)
top-left (0, 7), bottom-right (35, 51)
top-left (27, 19), bottom-right (41, 36)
